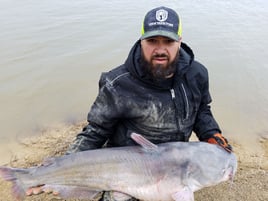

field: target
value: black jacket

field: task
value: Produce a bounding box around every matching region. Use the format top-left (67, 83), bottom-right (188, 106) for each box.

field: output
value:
top-left (67, 40), bottom-right (221, 153)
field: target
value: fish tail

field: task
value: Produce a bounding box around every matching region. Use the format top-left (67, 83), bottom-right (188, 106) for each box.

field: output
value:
top-left (0, 166), bottom-right (28, 201)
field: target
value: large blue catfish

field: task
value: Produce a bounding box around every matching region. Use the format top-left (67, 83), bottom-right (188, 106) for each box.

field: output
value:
top-left (0, 133), bottom-right (237, 201)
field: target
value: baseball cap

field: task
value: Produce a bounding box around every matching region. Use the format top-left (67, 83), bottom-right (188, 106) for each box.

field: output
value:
top-left (141, 6), bottom-right (182, 41)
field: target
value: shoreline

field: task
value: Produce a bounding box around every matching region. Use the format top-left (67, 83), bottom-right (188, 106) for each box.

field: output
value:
top-left (0, 121), bottom-right (267, 201)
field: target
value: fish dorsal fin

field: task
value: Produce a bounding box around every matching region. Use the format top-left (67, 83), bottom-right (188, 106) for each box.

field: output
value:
top-left (130, 133), bottom-right (158, 151)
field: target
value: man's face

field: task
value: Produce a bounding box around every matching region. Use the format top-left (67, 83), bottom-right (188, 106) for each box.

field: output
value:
top-left (141, 36), bottom-right (181, 80)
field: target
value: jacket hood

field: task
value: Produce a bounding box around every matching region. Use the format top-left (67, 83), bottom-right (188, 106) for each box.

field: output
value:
top-left (125, 40), bottom-right (195, 89)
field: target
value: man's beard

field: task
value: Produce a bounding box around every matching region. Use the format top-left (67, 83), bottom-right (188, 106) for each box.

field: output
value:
top-left (141, 51), bottom-right (179, 82)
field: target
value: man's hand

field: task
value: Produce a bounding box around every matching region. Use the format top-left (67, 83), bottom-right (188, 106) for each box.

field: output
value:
top-left (26, 185), bottom-right (59, 196)
top-left (26, 186), bottom-right (44, 196)
top-left (206, 133), bottom-right (233, 152)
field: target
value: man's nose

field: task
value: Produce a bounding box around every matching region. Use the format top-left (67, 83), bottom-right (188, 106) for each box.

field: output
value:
top-left (154, 42), bottom-right (167, 53)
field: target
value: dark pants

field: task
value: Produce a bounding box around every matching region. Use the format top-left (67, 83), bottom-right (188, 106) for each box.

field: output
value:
top-left (100, 191), bottom-right (138, 201)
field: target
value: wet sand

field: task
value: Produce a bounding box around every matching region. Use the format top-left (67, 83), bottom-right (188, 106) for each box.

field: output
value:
top-left (0, 121), bottom-right (267, 201)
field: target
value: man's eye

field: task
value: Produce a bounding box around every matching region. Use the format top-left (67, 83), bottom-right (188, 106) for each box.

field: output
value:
top-left (165, 39), bottom-right (175, 44)
top-left (146, 38), bottom-right (157, 43)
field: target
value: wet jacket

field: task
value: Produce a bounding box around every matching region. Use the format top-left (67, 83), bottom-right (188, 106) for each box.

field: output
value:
top-left (67, 40), bottom-right (221, 153)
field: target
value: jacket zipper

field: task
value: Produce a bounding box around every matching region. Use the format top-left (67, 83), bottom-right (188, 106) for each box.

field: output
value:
top-left (170, 88), bottom-right (180, 130)
top-left (181, 83), bottom-right (190, 119)
top-left (170, 88), bottom-right (175, 99)
top-left (170, 83), bottom-right (190, 120)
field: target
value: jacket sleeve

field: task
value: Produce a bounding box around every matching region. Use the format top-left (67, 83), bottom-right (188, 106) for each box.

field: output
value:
top-left (66, 73), bottom-right (123, 154)
top-left (192, 67), bottom-right (222, 141)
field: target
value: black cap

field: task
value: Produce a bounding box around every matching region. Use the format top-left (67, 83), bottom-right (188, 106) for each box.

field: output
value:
top-left (141, 6), bottom-right (182, 41)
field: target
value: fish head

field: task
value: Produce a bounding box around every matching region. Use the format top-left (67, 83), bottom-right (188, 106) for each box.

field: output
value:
top-left (178, 143), bottom-right (238, 191)
top-left (198, 149), bottom-right (238, 189)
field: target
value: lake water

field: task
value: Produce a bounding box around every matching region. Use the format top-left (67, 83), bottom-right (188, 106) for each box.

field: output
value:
top-left (0, 0), bottom-right (268, 164)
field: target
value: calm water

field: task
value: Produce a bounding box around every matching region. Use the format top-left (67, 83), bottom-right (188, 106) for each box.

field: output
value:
top-left (0, 0), bottom-right (268, 164)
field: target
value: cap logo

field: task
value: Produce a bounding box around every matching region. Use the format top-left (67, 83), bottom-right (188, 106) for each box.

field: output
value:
top-left (141, 7), bottom-right (182, 40)
top-left (156, 9), bottom-right (168, 22)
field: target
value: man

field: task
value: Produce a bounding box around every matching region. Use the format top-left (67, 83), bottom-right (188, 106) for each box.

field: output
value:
top-left (27, 6), bottom-right (232, 201)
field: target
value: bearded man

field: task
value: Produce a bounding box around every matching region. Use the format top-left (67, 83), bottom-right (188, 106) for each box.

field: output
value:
top-left (26, 6), bottom-right (232, 201)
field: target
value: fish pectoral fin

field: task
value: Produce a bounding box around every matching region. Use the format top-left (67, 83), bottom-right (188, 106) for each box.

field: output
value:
top-left (130, 133), bottom-right (158, 151)
top-left (42, 184), bottom-right (100, 199)
top-left (172, 186), bottom-right (194, 201)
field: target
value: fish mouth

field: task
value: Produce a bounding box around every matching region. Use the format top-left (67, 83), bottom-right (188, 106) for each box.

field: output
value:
top-left (227, 156), bottom-right (238, 182)
top-left (221, 166), bottom-right (235, 183)
top-left (228, 169), bottom-right (234, 181)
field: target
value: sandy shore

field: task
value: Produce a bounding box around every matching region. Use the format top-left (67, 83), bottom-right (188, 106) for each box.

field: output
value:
top-left (0, 122), bottom-right (267, 201)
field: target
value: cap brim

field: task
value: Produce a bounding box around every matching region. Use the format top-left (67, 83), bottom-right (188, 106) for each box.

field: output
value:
top-left (141, 30), bottom-right (179, 41)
